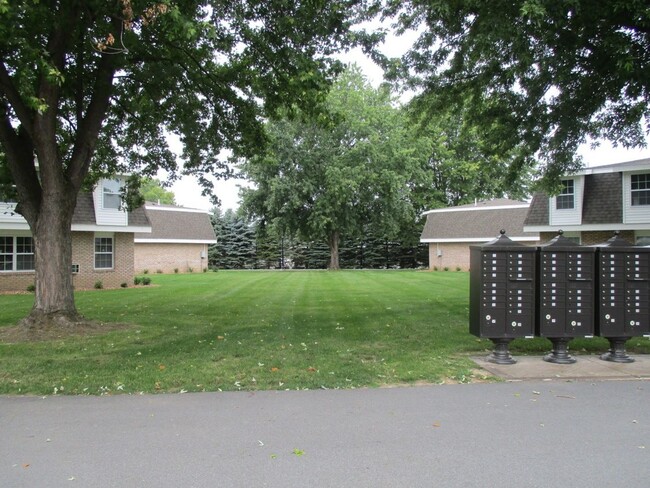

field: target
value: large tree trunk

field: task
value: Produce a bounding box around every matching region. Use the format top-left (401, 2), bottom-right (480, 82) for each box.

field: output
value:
top-left (327, 230), bottom-right (340, 270)
top-left (20, 189), bottom-right (82, 328)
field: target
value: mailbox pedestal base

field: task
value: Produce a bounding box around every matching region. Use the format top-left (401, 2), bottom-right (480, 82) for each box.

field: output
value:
top-left (600, 337), bottom-right (635, 363)
top-left (543, 338), bottom-right (577, 364)
top-left (487, 338), bottom-right (517, 364)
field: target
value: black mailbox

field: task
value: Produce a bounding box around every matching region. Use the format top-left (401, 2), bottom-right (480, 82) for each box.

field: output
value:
top-left (537, 231), bottom-right (596, 363)
top-left (470, 230), bottom-right (536, 364)
top-left (596, 232), bottom-right (650, 362)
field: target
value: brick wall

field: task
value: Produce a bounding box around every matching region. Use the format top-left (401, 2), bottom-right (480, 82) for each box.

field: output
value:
top-left (0, 231), bottom-right (134, 293)
top-left (427, 240), bottom-right (540, 272)
top-left (0, 271), bottom-right (34, 293)
top-left (134, 243), bottom-right (208, 274)
top-left (71, 232), bottom-right (134, 289)
top-left (428, 243), bottom-right (472, 271)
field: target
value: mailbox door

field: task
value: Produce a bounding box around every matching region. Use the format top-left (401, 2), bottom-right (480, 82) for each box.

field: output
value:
top-left (625, 282), bottom-right (649, 334)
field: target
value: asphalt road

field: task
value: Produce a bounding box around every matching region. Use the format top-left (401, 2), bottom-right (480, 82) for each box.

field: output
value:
top-left (2, 380), bottom-right (649, 487)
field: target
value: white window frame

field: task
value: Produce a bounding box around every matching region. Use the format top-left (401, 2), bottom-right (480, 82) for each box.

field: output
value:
top-left (94, 233), bottom-right (114, 270)
top-left (102, 179), bottom-right (122, 210)
top-left (0, 234), bottom-right (35, 272)
top-left (635, 230), bottom-right (650, 246)
top-left (630, 173), bottom-right (650, 207)
top-left (556, 179), bottom-right (575, 210)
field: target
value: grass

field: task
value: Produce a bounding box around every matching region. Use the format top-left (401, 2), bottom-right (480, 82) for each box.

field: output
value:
top-left (1, 271), bottom-right (648, 396)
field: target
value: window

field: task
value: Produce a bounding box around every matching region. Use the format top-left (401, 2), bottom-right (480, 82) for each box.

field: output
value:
top-left (0, 236), bottom-right (12, 271)
top-left (94, 236), bottom-right (114, 269)
top-left (0, 235), bottom-right (35, 272)
top-left (636, 231), bottom-right (650, 246)
top-left (556, 179), bottom-right (575, 209)
top-left (631, 174), bottom-right (650, 206)
top-left (102, 179), bottom-right (122, 209)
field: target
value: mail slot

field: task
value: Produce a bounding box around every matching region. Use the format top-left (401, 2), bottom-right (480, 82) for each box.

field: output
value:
top-left (595, 232), bottom-right (650, 363)
top-left (470, 230), bottom-right (536, 364)
top-left (537, 231), bottom-right (596, 364)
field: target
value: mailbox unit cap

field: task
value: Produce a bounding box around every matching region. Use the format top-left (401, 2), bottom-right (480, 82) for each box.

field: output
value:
top-left (595, 232), bottom-right (636, 249)
top-left (470, 229), bottom-right (532, 250)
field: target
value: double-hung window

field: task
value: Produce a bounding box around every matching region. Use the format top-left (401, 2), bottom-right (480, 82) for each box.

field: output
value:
top-left (0, 235), bottom-right (35, 272)
top-left (631, 174), bottom-right (650, 206)
top-left (94, 235), bottom-right (114, 269)
top-left (556, 179), bottom-right (575, 210)
top-left (102, 179), bottom-right (122, 210)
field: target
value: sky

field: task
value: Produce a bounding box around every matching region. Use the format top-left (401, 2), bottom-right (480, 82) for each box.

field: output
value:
top-left (168, 28), bottom-right (650, 212)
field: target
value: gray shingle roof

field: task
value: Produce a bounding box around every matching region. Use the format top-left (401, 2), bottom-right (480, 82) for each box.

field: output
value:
top-left (421, 200), bottom-right (538, 241)
top-left (71, 193), bottom-right (96, 225)
top-left (135, 205), bottom-right (216, 242)
top-left (523, 193), bottom-right (549, 226)
top-left (582, 172), bottom-right (622, 224)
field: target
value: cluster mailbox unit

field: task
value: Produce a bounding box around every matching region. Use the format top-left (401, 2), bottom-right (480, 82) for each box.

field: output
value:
top-left (596, 233), bottom-right (650, 362)
top-left (537, 232), bottom-right (596, 363)
top-left (469, 230), bottom-right (536, 364)
top-left (470, 230), bottom-right (649, 364)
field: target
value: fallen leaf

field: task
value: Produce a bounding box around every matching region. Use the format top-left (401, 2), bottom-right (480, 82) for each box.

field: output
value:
top-left (271, 367), bottom-right (280, 372)
top-left (432, 422), bottom-right (441, 428)
top-left (22, 464), bottom-right (30, 469)
top-left (307, 367), bottom-right (317, 372)
top-left (292, 448), bottom-right (305, 457)
top-left (217, 336), bottom-right (225, 340)
top-left (158, 364), bottom-right (166, 371)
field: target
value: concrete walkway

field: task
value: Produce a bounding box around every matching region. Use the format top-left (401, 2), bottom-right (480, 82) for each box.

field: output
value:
top-left (473, 353), bottom-right (650, 382)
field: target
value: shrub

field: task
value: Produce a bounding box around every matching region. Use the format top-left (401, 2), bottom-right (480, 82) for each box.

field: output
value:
top-left (174, 268), bottom-right (179, 274)
top-left (94, 281), bottom-right (103, 289)
top-left (433, 266), bottom-right (438, 271)
top-left (120, 282), bottom-right (128, 288)
top-left (26, 284), bottom-right (35, 293)
top-left (142, 276), bottom-right (152, 286)
top-left (456, 266), bottom-right (462, 272)
top-left (143, 269), bottom-right (149, 274)
top-left (443, 267), bottom-right (449, 272)
top-left (134, 276), bottom-right (143, 285)
top-left (156, 269), bottom-right (163, 274)
top-left (187, 267), bottom-right (194, 273)
top-left (203, 267), bottom-right (208, 273)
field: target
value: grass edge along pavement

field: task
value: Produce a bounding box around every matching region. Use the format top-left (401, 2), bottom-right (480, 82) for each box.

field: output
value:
top-left (1, 271), bottom-right (648, 396)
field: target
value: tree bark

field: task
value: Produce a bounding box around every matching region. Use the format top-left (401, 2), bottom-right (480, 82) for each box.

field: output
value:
top-left (20, 186), bottom-right (82, 328)
top-left (327, 230), bottom-right (340, 270)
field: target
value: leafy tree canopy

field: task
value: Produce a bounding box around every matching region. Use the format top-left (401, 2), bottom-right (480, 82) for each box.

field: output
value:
top-left (240, 66), bottom-right (427, 268)
top-left (0, 0), bottom-right (378, 326)
top-left (139, 177), bottom-right (176, 205)
top-left (384, 0), bottom-right (650, 188)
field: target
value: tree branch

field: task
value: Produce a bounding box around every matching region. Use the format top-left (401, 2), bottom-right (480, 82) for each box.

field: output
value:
top-left (66, 43), bottom-right (117, 190)
top-left (0, 100), bottom-right (41, 221)
top-left (0, 61), bottom-right (35, 140)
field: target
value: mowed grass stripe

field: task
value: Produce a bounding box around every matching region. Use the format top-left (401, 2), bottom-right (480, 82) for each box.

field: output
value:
top-left (1, 271), bottom-right (645, 395)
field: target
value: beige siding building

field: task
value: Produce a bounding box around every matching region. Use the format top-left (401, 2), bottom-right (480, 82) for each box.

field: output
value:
top-left (134, 203), bottom-right (217, 273)
top-left (420, 199), bottom-right (539, 271)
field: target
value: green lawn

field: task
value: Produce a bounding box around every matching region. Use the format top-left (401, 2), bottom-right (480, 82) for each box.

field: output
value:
top-left (1, 271), bottom-right (648, 395)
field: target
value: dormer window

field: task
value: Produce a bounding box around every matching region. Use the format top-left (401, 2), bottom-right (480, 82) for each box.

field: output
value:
top-left (556, 179), bottom-right (575, 210)
top-left (102, 179), bottom-right (122, 210)
top-left (631, 173), bottom-right (650, 206)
